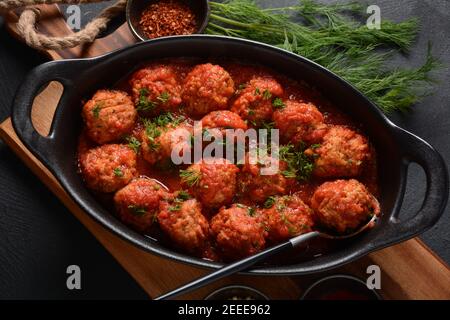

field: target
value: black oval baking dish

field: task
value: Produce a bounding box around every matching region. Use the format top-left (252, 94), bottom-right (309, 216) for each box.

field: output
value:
top-left (11, 36), bottom-right (449, 275)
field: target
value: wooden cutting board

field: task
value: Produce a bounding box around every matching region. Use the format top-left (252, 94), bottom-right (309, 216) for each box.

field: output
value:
top-left (1, 4), bottom-right (449, 300)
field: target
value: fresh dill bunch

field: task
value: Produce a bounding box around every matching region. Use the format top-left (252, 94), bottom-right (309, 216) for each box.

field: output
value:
top-left (207, 0), bottom-right (439, 113)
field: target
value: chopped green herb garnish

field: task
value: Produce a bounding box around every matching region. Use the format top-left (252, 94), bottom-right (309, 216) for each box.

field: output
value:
top-left (92, 104), bottom-right (101, 118)
top-left (236, 203), bottom-right (246, 209)
top-left (272, 98), bottom-right (285, 109)
top-left (128, 205), bottom-right (147, 216)
top-left (169, 204), bottom-right (181, 212)
top-left (179, 169), bottom-right (201, 187)
top-left (157, 91), bottom-right (170, 104)
top-left (126, 136), bottom-right (141, 154)
top-left (137, 88), bottom-right (157, 111)
top-left (264, 196), bottom-right (276, 208)
top-left (281, 170), bottom-right (297, 178)
top-left (281, 213), bottom-right (296, 235)
top-left (262, 89), bottom-right (272, 100)
top-left (248, 207), bottom-right (256, 217)
top-left (177, 190), bottom-right (191, 201)
top-left (254, 87), bottom-right (261, 95)
top-left (113, 167), bottom-right (124, 177)
top-left (154, 112), bottom-right (185, 127)
top-left (142, 118), bottom-right (162, 150)
top-left (279, 144), bottom-right (315, 181)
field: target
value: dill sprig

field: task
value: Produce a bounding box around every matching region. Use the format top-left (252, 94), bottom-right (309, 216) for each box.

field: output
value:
top-left (179, 168), bottom-right (202, 187)
top-left (207, 0), bottom-right (439, 113)
top-left (128, 205), bottom-right (147, 216)
top-left (279, 144), bottom-right (314, 181)
top-left (140, 112), bottom-right (186, 151)
top-left (125, 136), bottom-right (141, 154)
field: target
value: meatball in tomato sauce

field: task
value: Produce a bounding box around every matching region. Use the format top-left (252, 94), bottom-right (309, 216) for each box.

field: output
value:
top-left (273, 101), bottom-right (325, 145)
top-left (180, 158), bottom-right (239, 210)
top-left (201, 110), bottom-right (248, 145)
top-left (82, 90), bottom-right (137, 144)
top-left (238, 152), bottom-right (294, 203)
top-left (114, 178), bottom-right (167, 232)
top-left (210, 204), bottom-right (266, 260)
top-left (263, 194), bottom-right (315, 243)
top-left (182, 63), bottom-right (235, 117)
top-left (201, 110), bottom-right (248, 131)
top-left (231, 77), bottom-right (283, 126)
top-left (311, 179), bottom-right (380, 234)
top-left (129, 65), bottom-right (182, 115)
top-left (305, 126), bottom-right (370, 178)
top-left (158, 192), bottom-right (210, 255)
top-left (141, 122), bottom-right (193, 166)
top-left (79, 144), bottom-right (137, 193)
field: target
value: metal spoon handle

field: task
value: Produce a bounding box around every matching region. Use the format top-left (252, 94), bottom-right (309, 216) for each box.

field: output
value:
top-left (154, 231), bottom-right (320, 300)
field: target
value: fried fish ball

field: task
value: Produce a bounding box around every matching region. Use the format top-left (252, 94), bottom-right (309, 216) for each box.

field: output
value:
top-left (79, 144), bottom-right (137, 193)
top-left (311, 179), bottom-right (380, 233)
top-left (231, 77), bottom-right (283, 126)
top-left (182, 63), bottom-right (235, 117)
top-left (114, 178), bottom-right (167, 232)
top-left (82, 90), bottom-right (137, 144)
top-left (238, 152), bottom-right (294, 203)
top-left (129, 65), bottom-right (182, 114)
top-left (141, 122), bottom-right (193, 166)
top-left (263, 194), bottom-right (315, 242)
top-left (201, 110), bottom-right (248, 131)
top-left (305, 126), bottom-right (370, 178)
top-left (272, 101), bottom-right (325, 145)
top-left (210, 204), bottom-right (266, 260)
top-left (180, 158), bottom-right (239, 209)
top-left (158, 193), bottom-right (210, 254)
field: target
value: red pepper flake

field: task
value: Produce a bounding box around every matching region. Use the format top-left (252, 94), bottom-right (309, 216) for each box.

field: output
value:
top-left (139, 0), bottom-right (198, 39)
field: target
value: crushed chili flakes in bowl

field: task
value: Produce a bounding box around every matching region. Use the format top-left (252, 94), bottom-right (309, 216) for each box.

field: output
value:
top-left (139, 0), bottom-right (197, 39)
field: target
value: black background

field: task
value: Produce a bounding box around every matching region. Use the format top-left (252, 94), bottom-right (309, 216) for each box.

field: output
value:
top-left (0, 0), bottom-right (449, 299)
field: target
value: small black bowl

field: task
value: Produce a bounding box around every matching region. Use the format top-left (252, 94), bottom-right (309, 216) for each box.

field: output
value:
top-left (300, 275), bottom-right (382, 300)
top-left (205, 285), bottom-right (270, 300)
top-left (126, 0), bottom-right (210, 41)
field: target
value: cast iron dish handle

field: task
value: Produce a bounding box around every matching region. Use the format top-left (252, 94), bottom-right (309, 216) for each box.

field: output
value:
top-left (11, 59), bottom-right (93, 166)
top-left (372, 126), bottom-right (449, 249)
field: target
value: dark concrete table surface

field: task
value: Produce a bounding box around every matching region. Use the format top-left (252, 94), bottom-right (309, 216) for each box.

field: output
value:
top-left (0, 0), bottom-right (448, 299)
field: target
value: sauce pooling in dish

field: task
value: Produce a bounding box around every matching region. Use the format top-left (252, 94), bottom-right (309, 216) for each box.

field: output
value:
top-left (77, 59), bottom-right (380, 263)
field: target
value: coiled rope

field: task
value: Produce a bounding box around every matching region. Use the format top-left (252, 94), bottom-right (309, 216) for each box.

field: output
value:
top-left (0, 0), bottom-right (127, 50)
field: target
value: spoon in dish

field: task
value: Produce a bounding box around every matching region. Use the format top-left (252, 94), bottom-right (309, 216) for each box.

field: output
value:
top-left (154, 214), bottom-right (378, 300)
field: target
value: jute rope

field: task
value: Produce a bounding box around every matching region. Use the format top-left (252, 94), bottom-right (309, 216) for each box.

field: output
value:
top-left (0, 0), bottom-right (127, 50)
